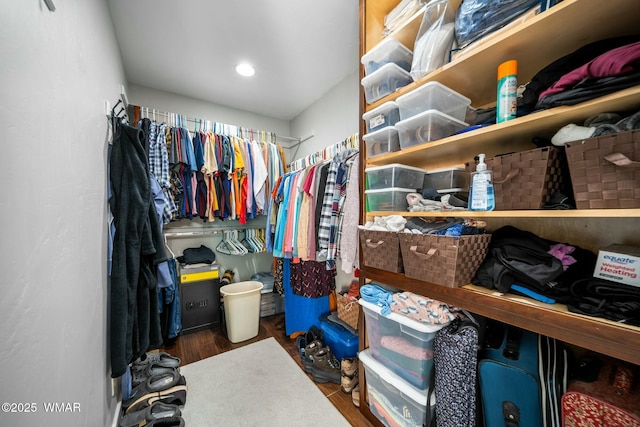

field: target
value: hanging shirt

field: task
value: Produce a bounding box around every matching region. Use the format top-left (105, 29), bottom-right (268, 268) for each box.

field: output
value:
top-left (251, 140), bottom-right (269, 212)
top-left (296, 165), bottom-right (316, 260)
top-left (273, 174), bottom-right (292, 258)
top-left (149, 122), bottom-right (176, 224)
top-left (243, 138), bottom-right (256, 220)
top-left (340, 156), bottom-right (360, 274)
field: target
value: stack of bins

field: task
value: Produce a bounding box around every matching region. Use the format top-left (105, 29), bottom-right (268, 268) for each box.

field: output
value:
top-left (364, 163), bottom-right (427, 212)
top-left (361, 37), bottom-right (413, 159)
top-left (395, 81), bottom-right (471, 149)
top-left (358, 299), bottom-right (446, 427)
top-left (252, 272), bottom-right (284, 318)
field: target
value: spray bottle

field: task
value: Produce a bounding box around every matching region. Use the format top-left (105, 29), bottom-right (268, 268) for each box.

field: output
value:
top-left (496, 59), bottom-right (518, 123)
top-left (469, 154), bottom-right (495, 211)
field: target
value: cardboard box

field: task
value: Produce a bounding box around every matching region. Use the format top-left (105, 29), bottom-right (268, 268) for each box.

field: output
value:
top-left (593, 244), bottom-right (640, 287)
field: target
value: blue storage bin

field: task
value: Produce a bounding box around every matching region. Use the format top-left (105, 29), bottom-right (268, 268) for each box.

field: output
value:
top-left (318, 314), bottom-right (359, 361)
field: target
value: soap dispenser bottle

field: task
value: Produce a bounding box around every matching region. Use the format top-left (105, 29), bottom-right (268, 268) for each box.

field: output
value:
top-left (469, 154), bottom-right (495, 211)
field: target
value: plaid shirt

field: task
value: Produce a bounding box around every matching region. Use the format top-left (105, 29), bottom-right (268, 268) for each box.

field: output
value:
top-left (149, 122), bottom-right (177, 224)
top-left (317, 149), bottom-right (358, 262)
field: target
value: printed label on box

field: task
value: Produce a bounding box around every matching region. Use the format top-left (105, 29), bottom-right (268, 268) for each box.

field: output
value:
top-left (593, 244), bottom-right (640, 287)
top-left (369, 113), bottom-right (385, 129)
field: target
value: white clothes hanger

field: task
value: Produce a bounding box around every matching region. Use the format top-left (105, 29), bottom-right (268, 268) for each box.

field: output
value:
top-left (230, 230), bottom-right (248, 255)
top-left (163, 235), bottom-right (177, 260)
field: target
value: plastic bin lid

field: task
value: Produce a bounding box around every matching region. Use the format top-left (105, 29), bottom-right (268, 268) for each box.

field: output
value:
top-left (360, 62), bottom-right (412, 86)
top-left (363, 187), bottom-right (416, 194)
top-left (361, 36), bottom-right (413, 64)
top-left (395, 108), bottom-right (468, 130)
top-left (359, 349), bottom-right (436, 407)
top-left (358, 299), bottom-right (446, 333)
top-left (426, 166), bottom-right (466, 173)
top-left (362, 100), bottom-right (399, 120)
top-left (361, 125), bottom-right (398, 141)
top-left (365, 163), bottom-right (428, 173)
top-left (438, 188), bottom-right (466, 193)
top-left (396, 80), bottom-right (470, 105)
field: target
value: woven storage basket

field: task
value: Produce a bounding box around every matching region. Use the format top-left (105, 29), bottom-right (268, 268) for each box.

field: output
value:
top-left (359, 229), bottom-right (403, 273)
top-left (565, 129), bottom-right (640, 209)
top-left (398, 233), bottom-right (491, 287)
top-left (465, 146), bottom-right (564, 210)
top-left (336, 293), bottom-right (359, 330)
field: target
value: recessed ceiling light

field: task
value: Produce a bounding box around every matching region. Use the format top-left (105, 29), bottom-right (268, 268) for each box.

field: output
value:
top-left (235, 63), bottom-right (255, 77)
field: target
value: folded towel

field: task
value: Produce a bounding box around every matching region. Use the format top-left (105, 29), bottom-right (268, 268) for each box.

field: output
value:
top-left (360, 284), bottom-right (393, 315)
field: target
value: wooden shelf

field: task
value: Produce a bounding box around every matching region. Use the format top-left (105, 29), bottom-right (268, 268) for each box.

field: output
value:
top-left (366, 208), bottom-right (640, 220)
top-left (364, 0), bottom-right (640, 113)
top-left (359, 0), bottom-right (640, 422)
top-left (364, 85), bottom-right (640, 170)
top-left (362, 266), bottom-right (640, 366)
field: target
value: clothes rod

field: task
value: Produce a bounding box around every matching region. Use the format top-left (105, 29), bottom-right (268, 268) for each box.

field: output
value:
top-left (164, 228), bottom-right (264, 238)
top-left (164, 230), bottom-right (222, 238)
top-left (132, 104), bottom-right (298, 143)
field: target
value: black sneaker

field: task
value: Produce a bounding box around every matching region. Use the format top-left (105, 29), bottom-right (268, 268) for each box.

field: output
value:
top-left (119, 401), bottom-right (181, 427)
top-left (311, 347), bottom-right (341, 384)
top-left (132, 352), bottom-right (181, 372)
top-left (123, 371), bottom-right (187, 415)
top-left (132, 363), bottom-right (180, 388)
top-left (146, 416), bottom-right (185, 426)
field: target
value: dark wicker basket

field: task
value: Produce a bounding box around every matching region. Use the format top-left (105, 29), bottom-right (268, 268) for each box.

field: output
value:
top-left (398, 233), bottom-right (491, 287)
top-left (465, 146), bottom-right (564, 210)
top-left (359, 229), bottom-right (403, 273)
top-left (565, 129), bottom-right (640, 209)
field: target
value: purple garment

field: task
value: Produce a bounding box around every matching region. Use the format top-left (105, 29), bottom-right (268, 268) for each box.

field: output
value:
top-left (548, 243), bottom-right (577, 271)
top-left (539, 41), bottom-right (640, 99)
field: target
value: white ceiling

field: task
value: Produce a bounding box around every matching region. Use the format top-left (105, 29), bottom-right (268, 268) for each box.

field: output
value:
top-left (107, 0), bottom-right (360, 121)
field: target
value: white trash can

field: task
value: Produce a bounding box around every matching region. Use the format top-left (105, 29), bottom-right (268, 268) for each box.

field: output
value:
top-left (220, 280), bottom-right (264, 343)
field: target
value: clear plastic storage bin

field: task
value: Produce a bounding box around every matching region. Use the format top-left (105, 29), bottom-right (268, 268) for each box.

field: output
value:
top-left (365, 187), bottom-right (414, 212)
top-left (366, 163), bottom-right (427, 190)
top-left (362, 126), bottom-right (400, 158)
top-left (359, 299), bottom-right (446, 389)
top-left (361, 37), bottom-right (413, 75)
top-left (361, 63), bottom-right (413, 105)
top-left (423, 167), bottom-right (469, 191)
top-left (396, 81), bottom-right (471, 121)
top-left (359, 349), bottom-right (436, 427)
top-left (395, 109), bottom-right (468, 149)
top-left (362, 101), bottom-right (401, 133)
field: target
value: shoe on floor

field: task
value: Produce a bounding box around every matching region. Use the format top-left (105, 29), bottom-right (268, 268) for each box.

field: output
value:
top-left (341, 357), bottom-right (358, 378)
top-left (352, 384), bottom-right (360, 408)
top-left (146, 416), bottom-right (185, 426)
top-left (118, 401), bottom-right (181, 427)
top-left (305, 326), bottom-right (324, 347)
top-left (123, 371), bottom-right (187, 414)
top-left (296, 335), bottom-right (307, 365)
top-left (132, 352), bottom-right (181, 372)
top-left (132, 363), bottom-right (180, 388)
top-left (311, 347), bottom-right (341, 385)
top-left (341, 372), bottom-right (359, 393)
top-left (303, 340), bottom-right (323, 374)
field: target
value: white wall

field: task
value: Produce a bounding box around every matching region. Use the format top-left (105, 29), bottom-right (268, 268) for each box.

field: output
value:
top-left (289, 70), bottom-right (360, 164)
top-left (0, 1), bottom-right (124, 426)
top-left (128, 84), bottom-right (295, 156)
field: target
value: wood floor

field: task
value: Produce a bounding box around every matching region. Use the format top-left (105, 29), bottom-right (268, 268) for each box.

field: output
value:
top-left (161, 313), bottom-right (374, 427)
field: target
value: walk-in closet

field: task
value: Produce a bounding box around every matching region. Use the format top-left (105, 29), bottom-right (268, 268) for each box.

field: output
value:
top-left (3, 1), bottom-right (640, 427)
